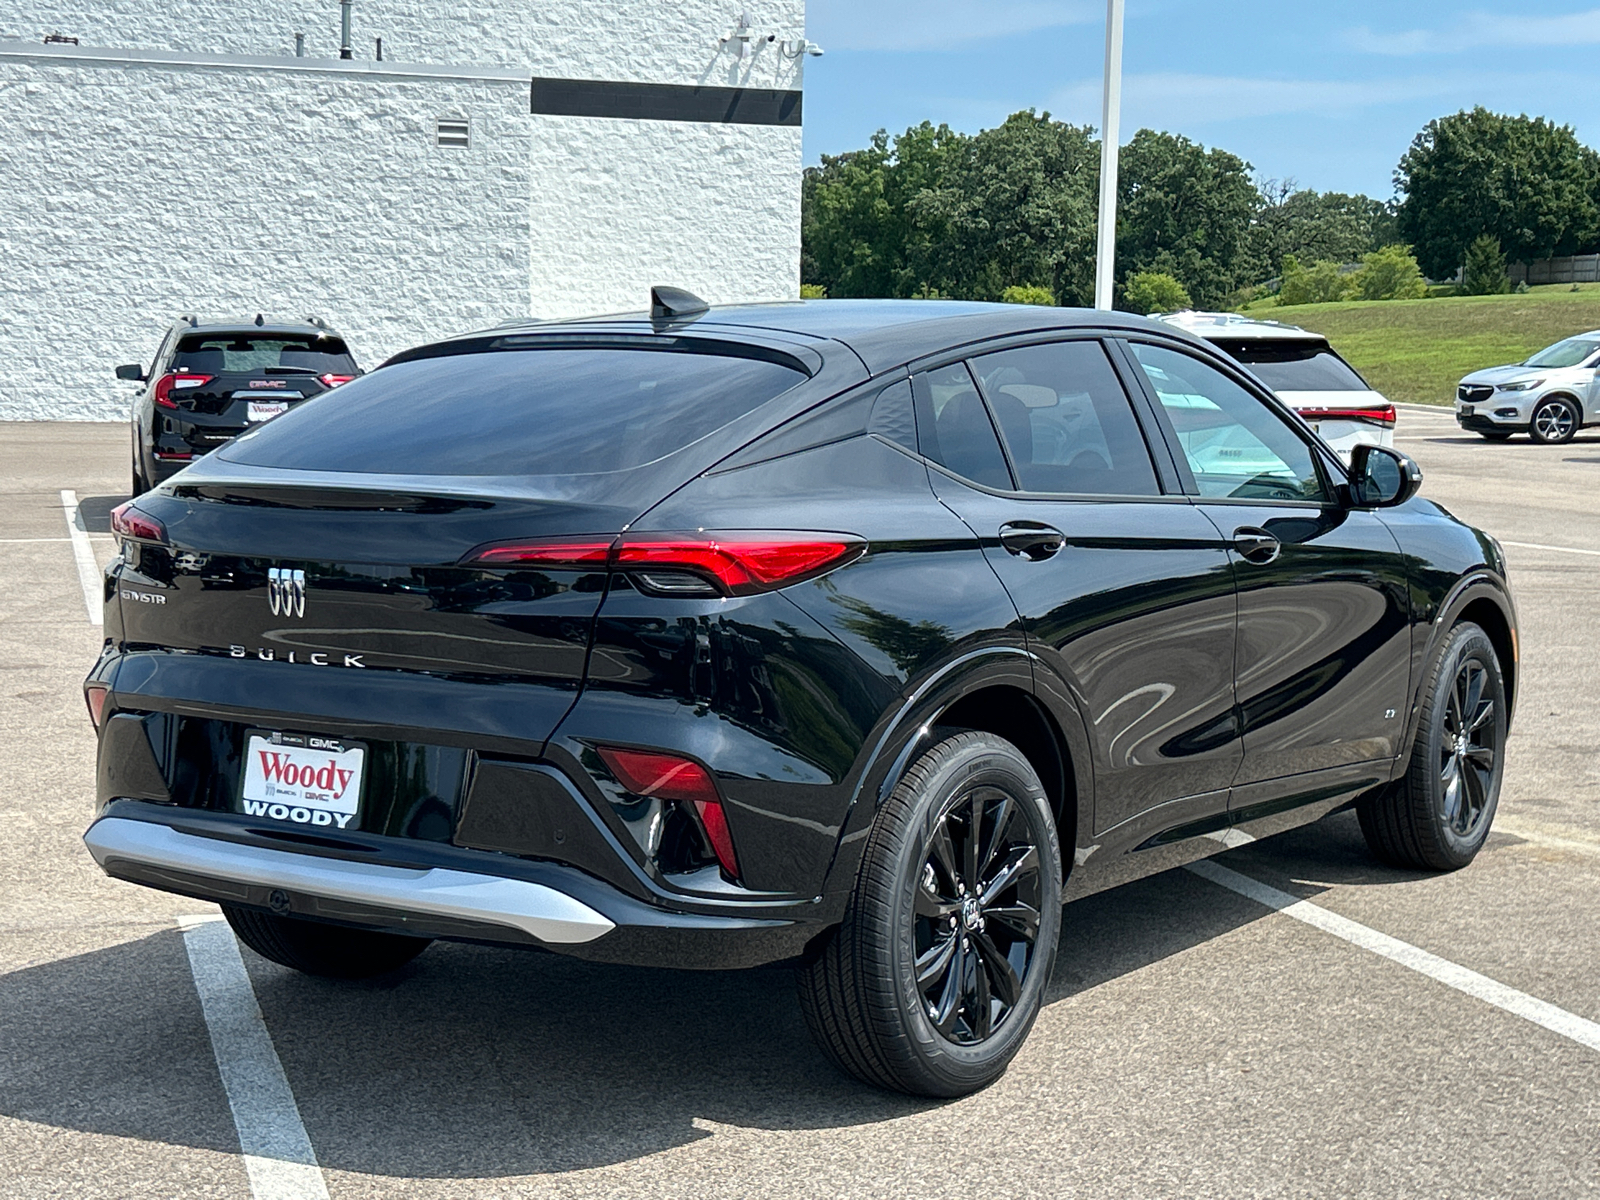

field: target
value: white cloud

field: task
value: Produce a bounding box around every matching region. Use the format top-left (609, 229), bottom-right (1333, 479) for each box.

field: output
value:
top-left (806, 0), bottom-right (1095, 52)
top-left (1349, 8), bottom-right (1600, 56)
top-left (1049, 73), bottom-right (1459, 128)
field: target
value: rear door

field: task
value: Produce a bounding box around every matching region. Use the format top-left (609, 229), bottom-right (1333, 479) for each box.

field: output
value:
top-left (1122, 339), bottom-right (1412, 792)
top-left (915, 338), bottom-right (1240, 839)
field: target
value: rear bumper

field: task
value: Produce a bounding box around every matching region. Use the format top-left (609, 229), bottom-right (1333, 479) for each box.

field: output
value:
top-left (86, 814), bottom-right (615, 944)
top-left (85, 802), bottom-right (824, 969)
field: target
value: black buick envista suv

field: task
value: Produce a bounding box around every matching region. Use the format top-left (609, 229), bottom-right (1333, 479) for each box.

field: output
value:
top-left (85, 294), bottom-right (1517, 1097)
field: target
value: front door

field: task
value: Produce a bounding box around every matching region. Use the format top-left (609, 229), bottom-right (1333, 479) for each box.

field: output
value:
top-left (912, 340), bottom-right (1241, 838)
top-left (1123, 340), bottom-right (1412, 788)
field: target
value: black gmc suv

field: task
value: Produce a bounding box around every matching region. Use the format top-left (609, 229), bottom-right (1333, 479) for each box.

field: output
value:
top-left (118, 316), bottom-right (361, 494)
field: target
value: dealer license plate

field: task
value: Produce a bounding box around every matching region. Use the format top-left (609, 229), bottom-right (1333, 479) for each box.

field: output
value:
top-left (239, 732), bottom-right (365, 830)
top-left (247, 400), bottom-right (290, 423)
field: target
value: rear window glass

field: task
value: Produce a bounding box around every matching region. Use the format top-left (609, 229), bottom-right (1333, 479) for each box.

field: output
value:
top-left (175, 334), bottom-right (357, 376)
top-left (221, 348), bottom-right (806, 476)
top-left (1213, 341), bottom-right (1368, 393)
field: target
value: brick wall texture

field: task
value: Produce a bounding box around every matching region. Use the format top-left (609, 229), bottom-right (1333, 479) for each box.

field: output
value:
top-left (0, 2), bottom-right (805, 419)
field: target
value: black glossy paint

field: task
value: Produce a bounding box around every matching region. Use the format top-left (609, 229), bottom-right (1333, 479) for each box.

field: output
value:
top-left (88, 301), bottom-right (1519, 969)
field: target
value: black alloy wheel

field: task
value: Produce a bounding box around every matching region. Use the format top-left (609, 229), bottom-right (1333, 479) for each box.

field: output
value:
top-left (1529, 396), bottom-right (1579, 444)
top-left (913, 785), bottom-right (1045, 1044)
top-left (1358, 622), bottom-right (1507, 870)
top-left (797, 730), bottom-right (1062, 1097)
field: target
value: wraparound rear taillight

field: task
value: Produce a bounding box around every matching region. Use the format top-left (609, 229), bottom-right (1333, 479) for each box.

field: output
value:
top-left (462, 531), bottom-right (866, 596)
top-left (153, 372), bottom-right (214, 409)
top-left (109, 500), bottom-right (166, 544)
top-left (1296, 402), bottom-right (1396, 427)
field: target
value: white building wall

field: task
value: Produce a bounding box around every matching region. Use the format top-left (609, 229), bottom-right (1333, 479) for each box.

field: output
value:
top-left (0, 1), bottom-right (807, 421)
top-left (0, 1), bottom-right (807, 87)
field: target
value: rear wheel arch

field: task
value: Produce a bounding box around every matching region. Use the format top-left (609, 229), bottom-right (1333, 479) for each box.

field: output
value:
top-left (936, 686), bottom-right (1079, 872)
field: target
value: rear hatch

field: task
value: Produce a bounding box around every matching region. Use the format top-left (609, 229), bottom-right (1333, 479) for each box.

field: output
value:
top-left (114, 339), bottom-right (813, 746)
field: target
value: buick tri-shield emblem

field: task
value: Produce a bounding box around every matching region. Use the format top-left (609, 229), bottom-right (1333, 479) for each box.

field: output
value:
top-left (267, 567), bottom-right (306, 618)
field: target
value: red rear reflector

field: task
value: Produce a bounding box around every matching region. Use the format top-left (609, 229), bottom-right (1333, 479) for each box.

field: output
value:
top-left (152, 450), bottom-right (194, 462)
top-left (596, 746), bottom-right (740, 878)
top-left (84, 683), bottom-right (109, 729)
top-left (1296, 403), bottom-right (1396, 427)
top-left (462, 532), bottom-right (864, 594)
top-left (319, 373), bottom-right (355, 388)
top-left (109, 500), bottom-right (166, 543)
top-left (153, 372), bottom-right (213, 408)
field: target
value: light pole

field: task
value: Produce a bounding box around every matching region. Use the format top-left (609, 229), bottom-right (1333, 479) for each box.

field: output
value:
top-left (1093, 0), bottom-right (1125, 310)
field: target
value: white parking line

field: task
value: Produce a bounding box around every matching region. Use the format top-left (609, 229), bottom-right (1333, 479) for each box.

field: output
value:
top-left (1501, 539), bottom-right (1600, 558)
top-left (1186, 858), bottom-right (1600, 1056)
top-left (58, 489), bottom-right (102, 626)
top-left (178, 915), bottom-right (330, 1200)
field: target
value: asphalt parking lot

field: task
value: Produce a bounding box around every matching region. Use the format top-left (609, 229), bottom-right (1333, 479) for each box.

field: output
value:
top-left (3, 410), bottom-right (1598, 1200)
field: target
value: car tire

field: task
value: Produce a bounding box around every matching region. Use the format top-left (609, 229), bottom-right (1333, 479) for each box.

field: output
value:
top-left (1529, 396), bottom-right (1579, 444)
top-left (1477, 431), bottom-right (1513, 442)
top-left (222, 904), bottom-right (432, 978)
top-left (130, 433), bottom-right (150, 497)
top-left (1357, 622), bottom-right (1507, 871)
top-left (796, 730), bottom-right (1062, 1097)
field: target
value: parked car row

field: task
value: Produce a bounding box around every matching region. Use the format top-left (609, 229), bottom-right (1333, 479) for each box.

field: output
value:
top-left (91, 292), bottom-right (1516, 1098)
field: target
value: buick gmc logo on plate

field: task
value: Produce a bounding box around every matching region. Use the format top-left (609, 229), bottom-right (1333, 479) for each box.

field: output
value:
top-left (267, 567), bottom-right (306, 618)
top-left (240, 731), bottom-right (364, 829)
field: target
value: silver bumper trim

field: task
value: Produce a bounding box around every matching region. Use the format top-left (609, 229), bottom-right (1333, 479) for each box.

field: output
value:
top-left (84, 817), bottom-right (615, 944)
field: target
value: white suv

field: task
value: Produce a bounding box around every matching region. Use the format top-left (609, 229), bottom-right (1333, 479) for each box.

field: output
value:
top-left (1155, 311), bottom-right (1394, 461)
top-left (1455, 331), bottom-right (1600, 444)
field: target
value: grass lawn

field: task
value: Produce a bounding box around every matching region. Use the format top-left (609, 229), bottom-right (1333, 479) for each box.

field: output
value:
top-left (1238, 284), bottom-right (1600, 405)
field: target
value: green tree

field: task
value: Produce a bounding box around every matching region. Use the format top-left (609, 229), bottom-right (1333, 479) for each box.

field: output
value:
top-left (1001, 285), bottom-right (1055, 305)
top-left (1115, 130), bottom-right (1261, 309)
top-left (1351, 245), bottom-right (1429, 300)
top-left (1395, 107), bottom-right (1600, 278)
top-left (1277, 256), bottom-right (1352, 306)
top-left (1460, 235), bottom-right (1510, 295)
top-left (1122, 271), bottom-right (1191, 313)
top-left (914, 111), bottom-right (1099, 304)
top-left (800, 122), bottom-right (964, 298)
top-left (1252, 181), bottom-right (1396, 279)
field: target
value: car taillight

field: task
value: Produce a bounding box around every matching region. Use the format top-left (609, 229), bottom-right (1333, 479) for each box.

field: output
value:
top-left (153, 373), bottom-right (213, 408)
top-left (1296, 403), bottom-right (1396, 427)
top-left (462, 532), bottom-right (865, 595)
top-left (109, 500), bottom-right (166, 543)
top-left (84, 682), bottom-right (109, 730)
top-left (596, 746), bottom-right (740, 879)
top-left (319, 373), bottom-right (355, 388)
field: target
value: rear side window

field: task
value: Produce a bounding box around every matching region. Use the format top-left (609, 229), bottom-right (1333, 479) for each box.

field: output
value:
top-left (1214, 340), bottom-right (1369, 393)
top-left (222, 348), bottom-right (806, 476)
top-left (175, 334), bottom-right (357, 376)
top-left (969, 341), bottom-right (1159, 496)
top-left (913, 363), bottom-right (1012, 490)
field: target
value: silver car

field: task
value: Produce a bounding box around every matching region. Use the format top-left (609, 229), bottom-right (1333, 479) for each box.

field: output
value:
top-left (1156, 311), bottom-right (1395, 461)
top-left (1456, 331), bottom-right (1600, 444)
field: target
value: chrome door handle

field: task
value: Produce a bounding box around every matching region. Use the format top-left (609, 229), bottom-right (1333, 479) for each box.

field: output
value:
top-left (1232, 526), bottom-right (1281, 565)
top-left (999, 521), bottom-right (1065, 561)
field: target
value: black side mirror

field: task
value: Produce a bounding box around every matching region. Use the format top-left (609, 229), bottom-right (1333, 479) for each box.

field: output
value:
top-left (1349, 444), bottom-right (1422, 508)
top-left (114, 364), bottom-right (145, 382)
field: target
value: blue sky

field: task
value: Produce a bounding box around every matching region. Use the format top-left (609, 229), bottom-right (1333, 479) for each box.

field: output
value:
top-left (801, 1), bottom-right (1600, 199)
